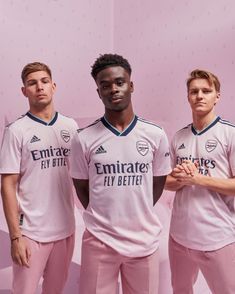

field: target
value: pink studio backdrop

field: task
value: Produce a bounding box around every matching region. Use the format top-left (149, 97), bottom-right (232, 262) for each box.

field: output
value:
top-left (1, 1), bottom-right (235, 293)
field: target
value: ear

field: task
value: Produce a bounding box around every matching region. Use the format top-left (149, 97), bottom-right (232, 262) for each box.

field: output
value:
top-left (21, 86), bottom-right (27, 98)
top-left (97, 88), bottom-right (102, 99)
top-left (130, 81), bottom-right (134, 93)
top-left (187, 92), bottom-right (190, 103)
top-left (52, 82), bottom-right (56, 93)
top-left (214, 92), bottom-right (220, 105)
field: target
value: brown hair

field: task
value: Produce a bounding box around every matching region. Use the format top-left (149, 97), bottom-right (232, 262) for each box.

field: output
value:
top-left (187, 69), bottom-right (220, 92)
top-left (21, 62), bottom-right (52, 84)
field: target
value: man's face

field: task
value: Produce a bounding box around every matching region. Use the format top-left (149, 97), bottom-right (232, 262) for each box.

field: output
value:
top-left (22, 70), bottom-right (56, 111)
top-left (188, 78), bottom-right (220, 116)
top-left (95, 66), bottom-right (134, 112)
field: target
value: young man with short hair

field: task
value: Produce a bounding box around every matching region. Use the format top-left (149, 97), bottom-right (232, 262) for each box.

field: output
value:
top-left (0, 62), bottom-right (78, 294)
top-left (70, 53), bottom-right (171, 294)
top-left (165, 69), bottom-right (235, 293)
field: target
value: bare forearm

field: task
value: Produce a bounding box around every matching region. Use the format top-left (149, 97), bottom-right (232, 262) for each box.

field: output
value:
top-left (73, 179), bottom-right (89, 209)
top-left (194, 175), bottom-right (235, 196)
top-left (77, 193), bottom-right (89, 209)
top-left (1, 175), bottom-right (21, 239)
top-left (153, 175), bottom-right (167, 205)
top-left (164, 174), bottom-right (185, 191)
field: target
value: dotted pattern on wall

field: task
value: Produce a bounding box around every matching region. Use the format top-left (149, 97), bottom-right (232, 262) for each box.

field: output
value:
top-left (0, 0), bottom-right (113, 130)
top-left (113, 0), bottom-right (235, 139)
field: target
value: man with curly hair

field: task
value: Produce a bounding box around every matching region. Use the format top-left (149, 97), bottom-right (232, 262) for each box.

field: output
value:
top-left (70, 53), bottom-right (171, 294)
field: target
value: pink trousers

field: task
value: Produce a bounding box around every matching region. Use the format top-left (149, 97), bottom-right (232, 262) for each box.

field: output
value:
top-left (169, 235), bottom-right (235, 294)
top-left (79, 230), bottom-right (159, 294)
top-left (12, 234), bottom-right (75, 294)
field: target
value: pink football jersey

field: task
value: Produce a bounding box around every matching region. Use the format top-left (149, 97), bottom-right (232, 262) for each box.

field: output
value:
top-left (0, 112), bottom-right (78, 242)
top-left (170, 117), bottom-right (235, 250)
top-left (70, 115), bottom-right (171, 257)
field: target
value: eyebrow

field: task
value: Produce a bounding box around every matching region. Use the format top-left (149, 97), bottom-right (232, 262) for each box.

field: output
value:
top-left (99, 77), bottom-right (126, 83)
top-left (26, 77), bottom-right (50, 83)
top-left (189, 86), bottom-right (212, 90)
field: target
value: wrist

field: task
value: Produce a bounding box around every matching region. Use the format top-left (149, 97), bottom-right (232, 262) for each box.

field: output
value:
top-left (10, 235), bottom-right (22, 243)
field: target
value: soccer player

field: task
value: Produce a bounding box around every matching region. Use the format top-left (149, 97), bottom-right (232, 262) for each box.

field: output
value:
top-left (165, 69), bottom-right (235, 293)
top-left (0, 62), bottom-right (78, 294)
top-left (70, 53), bottom-right (171, 294)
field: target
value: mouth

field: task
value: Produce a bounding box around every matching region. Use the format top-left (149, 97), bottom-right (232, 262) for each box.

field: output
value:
top-left (110, 96), bottom-right (122, 102)
top-left (37, 94), bottom-right (47, 98)
top-left (195, 102), bottom-right (205, 106)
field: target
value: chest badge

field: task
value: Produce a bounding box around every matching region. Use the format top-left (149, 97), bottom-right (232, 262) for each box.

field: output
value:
top-left (205, 139), bottom-right (217, 152)
top-left (61, 130), bottom-right (70, 143)
top-left (136, 141), bottom-right (149, 156)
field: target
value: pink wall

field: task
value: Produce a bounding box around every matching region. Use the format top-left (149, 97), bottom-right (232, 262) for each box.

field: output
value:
top-left (1, 1), bottom-right (235, 293)
top-left (113, 0), bottom-right (235, 139)
top-left (0, 0), bottom-right (113, 131)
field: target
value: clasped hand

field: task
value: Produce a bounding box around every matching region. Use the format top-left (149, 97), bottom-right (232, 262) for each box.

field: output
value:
top-left (171, 160), bottom-right (200, 186)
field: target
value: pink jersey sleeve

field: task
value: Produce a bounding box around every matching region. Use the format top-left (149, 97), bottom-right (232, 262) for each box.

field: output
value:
top-left (228, 130), bottom-right (235, 176)
top-left (152, 129), bottom-right (171, 176)
top-left (69, 131), bottom-right (89, 179)
top-left (0, 127), bottom-right (21, 174)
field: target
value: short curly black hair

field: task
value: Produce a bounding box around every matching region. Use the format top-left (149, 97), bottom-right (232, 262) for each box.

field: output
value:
top-left (91, 53), bottom-right (132, 80)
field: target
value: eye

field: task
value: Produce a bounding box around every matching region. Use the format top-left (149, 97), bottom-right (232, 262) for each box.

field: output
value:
top-left (116, 79), bottom-right (126, 86)
top-left (101, 84), bottom-right (109, 90)
top-left (203, 90), bottom-right (211, 94)
top-left (27, 81), bottom-right (36, 86)
top-left (116, 80), bottom-right (124, 86)
top-left (42, 78), bottom-right (50, 84)
top-left (189, 90), bottom-right (198, 95)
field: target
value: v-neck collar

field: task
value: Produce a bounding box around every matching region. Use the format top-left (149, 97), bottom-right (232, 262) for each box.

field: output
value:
top-left (191, 116), bottom-right (220, 135)
top-left (101, 115), bottom-right (138, 136)
top-left (26, 111), bottom-right (58, 126)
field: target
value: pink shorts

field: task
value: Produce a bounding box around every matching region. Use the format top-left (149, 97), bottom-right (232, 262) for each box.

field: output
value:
top-left (12, 234), bottom-right (75, 294)
top-left (79, 230), bottom-right (159, 294)
top-left (169, 235), bottom-right (235, 294)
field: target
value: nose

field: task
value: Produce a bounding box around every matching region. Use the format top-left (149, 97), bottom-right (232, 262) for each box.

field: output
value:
top-left (36, 81), bottom-right (44, 91)
top-left (110, 83), bottom-right (119, 94)
top-left (196, 89), bottom-right (203, 99)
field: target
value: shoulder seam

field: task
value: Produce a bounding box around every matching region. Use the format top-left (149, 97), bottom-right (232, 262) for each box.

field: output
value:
top-left (5, 114), bottom-right (26, 128)
top-left (77, 118), bottom-right (101, 133)
top-left (218, 119), bottom-right (235, 128)
top-left (176, 124), bottom-right (191, 133)
top-left (137, 117), bottom-right (162, 129)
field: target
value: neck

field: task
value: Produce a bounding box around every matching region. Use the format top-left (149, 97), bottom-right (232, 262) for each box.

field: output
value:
top-left (105, 105), bottom-right (135, 132)
top-left (29, 104), bottom-right (55, 122)
top-left (192, 111), bottom-right (217, 131)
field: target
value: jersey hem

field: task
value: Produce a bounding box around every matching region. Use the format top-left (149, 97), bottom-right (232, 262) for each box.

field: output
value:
top-left (86, 228), bottom-right (159, 258)
top-left (170, 233), bottom-right (235, 251)
top-left (21, 227), bottom-right (75, 243)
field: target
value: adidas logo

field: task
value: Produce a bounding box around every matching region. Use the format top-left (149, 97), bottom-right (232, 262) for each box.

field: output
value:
top-left (178, 143), bottom-right (185, 150)
top-left (30, 135), bottom-right (41, 143)
top-left (95, 145), bottom-right (107, 154)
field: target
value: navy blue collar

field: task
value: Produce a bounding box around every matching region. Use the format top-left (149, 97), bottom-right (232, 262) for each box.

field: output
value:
top-left (101, 115), bottom-right (138, 136)
top-left (26, 112), bottom-right (58, 126)
top-left (191, 116), bottom-right (220, 135)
